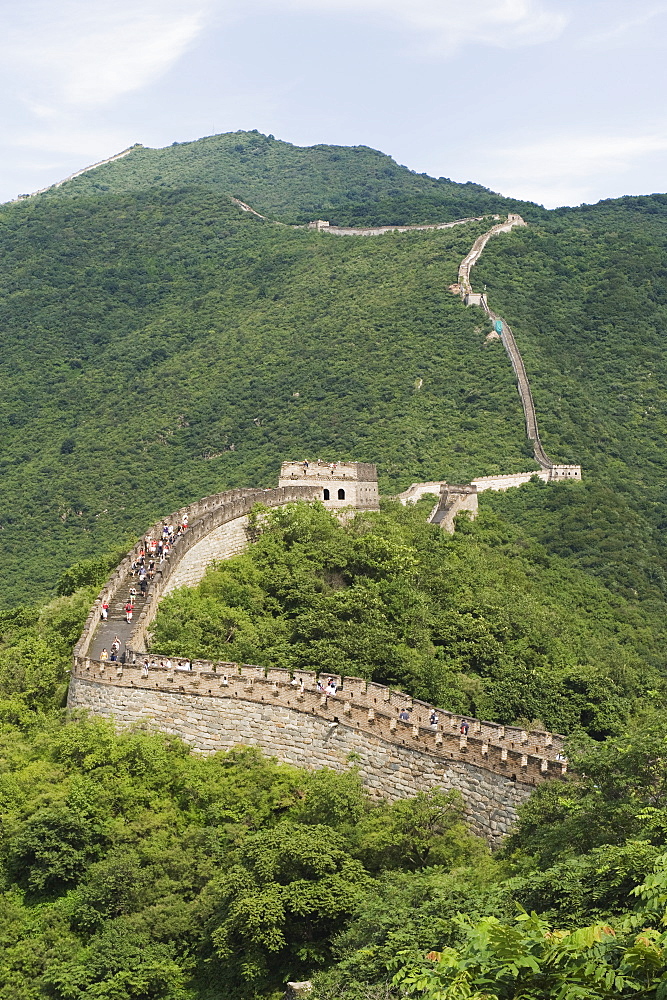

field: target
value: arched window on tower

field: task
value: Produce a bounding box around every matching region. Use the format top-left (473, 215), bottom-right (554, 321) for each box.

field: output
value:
top-left (338, 488), bottom-right (346, 500)
top-left (323, 488), bottom-right (330, 500)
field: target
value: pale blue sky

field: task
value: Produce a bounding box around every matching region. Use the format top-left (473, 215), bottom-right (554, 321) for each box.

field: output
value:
top-left (2, 0), bottom-right (666, 207)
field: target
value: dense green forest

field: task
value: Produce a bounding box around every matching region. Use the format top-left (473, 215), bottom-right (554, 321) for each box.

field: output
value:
top-left (3, 130), bottom-right (667, 997)
top-left (0, 188), bottom-right (532, 605)
top-left (474, 195), bottom-right (667, 602)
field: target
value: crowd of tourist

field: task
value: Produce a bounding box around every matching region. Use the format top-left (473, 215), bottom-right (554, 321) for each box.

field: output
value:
top-left (98, 515), bottom-right (190, 634)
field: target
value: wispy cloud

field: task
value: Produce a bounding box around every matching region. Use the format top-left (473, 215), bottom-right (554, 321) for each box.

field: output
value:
top-left (579, 2), bottom-right (667, 48)
top-left (3, 0), bottom-right (209, 111)
top-left (1, 0), bottom-right (566, 123)
top-left (488, 133), bottom-right (667, 207)
top-left (274, 0), bottom-right (568, 51)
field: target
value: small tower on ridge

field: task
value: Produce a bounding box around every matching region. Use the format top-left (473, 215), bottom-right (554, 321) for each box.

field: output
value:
top-left (278, 461), bottom-right (380, 511)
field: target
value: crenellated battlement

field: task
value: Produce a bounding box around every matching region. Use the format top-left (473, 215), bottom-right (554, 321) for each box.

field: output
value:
top-left (68, 655), bottom-right (566, 842)
top-left (70, 656), bottom-right (566, 783)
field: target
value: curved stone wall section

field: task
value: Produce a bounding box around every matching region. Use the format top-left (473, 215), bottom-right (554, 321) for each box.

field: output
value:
top-left (161, 516), bottom-right (250, 595)
top-left (68, 659), bottom-right (553, 843)
top-left (458, 214), bottom-right (526, 297)
top-left (130, 486), bottom-right (318, 652)
top-left (75, 485), bottom-right (319, 660)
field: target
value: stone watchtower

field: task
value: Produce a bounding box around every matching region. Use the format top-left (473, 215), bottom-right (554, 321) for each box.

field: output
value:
top-left (278, 461), bottom-right (380, 511)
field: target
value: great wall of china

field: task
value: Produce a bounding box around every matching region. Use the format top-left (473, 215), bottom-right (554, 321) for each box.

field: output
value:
top-left (69, 466), bottom-right (568, 844)
top-left (37, 160), bottom-right (582, 839)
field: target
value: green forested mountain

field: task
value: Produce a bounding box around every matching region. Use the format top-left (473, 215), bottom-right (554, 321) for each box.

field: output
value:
top-left (1, 130), bottom-right (667, 618)
top-left (3, 131), bottom-right (667, 998)
top-left (34, 130), bottom-right (540, 226)
top-left (0, 187), bottom-right (532, 605)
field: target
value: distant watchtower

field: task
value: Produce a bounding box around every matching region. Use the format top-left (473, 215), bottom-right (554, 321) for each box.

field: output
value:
top-left (278, 461), bottom-right (380, 511)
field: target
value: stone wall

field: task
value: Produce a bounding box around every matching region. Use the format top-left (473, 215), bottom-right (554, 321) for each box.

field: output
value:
top-left (68, 662), bottom-right (544, 844)
top-left (472, 471), bottom-right (550, 491)
top-left (317, 216), bottom-right (489, 237)
top-left (431, 485), bottom-right (479, 531)
top-left (397, 468), bottom-right (582, 507)
top-left (75, 485), bottom-right (319, 660)
top-left (161, 516), bottom-right (249, 595)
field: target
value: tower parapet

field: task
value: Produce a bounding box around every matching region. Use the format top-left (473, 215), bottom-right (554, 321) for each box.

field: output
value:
top-left (278, 460), bottom-right (380, 511)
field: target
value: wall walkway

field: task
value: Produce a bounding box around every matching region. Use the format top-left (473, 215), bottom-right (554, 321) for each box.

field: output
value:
top-left (77, 485), bottom-right (319, 661)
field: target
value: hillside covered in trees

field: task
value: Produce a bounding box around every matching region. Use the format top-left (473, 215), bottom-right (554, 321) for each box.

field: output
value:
top-left (3, 130), bottom-right (667, 998)
top-left (1, 130), bottom-right (667, 612)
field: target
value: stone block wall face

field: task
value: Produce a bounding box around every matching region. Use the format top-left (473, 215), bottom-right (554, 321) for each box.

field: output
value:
top-left (68, 673), bottom-right (531, 843)
top-left (439, 490), bottom-right (479, 532)
top-left (76, 485), bottom-right (320, 659)
top-left (162, 516), bottom-right (249, 595)
top-left (472, 471), bottom-right (550, 491)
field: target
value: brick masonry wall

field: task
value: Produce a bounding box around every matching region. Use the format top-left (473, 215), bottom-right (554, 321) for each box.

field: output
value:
top-left (69, 671), bottom-right (533, 844)
top-left (162, 516), bottom-right (249, 595)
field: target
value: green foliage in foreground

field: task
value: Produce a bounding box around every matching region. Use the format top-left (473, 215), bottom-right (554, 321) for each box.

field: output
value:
top-left (311, 724), bottom-right (667, 1000)
top-left (150, 501), bottom-right (667, 737)
top-left (1, 558), bottom-right (667, 998)
top-left (6, 711), bottom-right (667, 1000)
top-left (393, 901), bottom-right (667, 1000)
top-left (0, 716), bottom-right (483, 1000)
